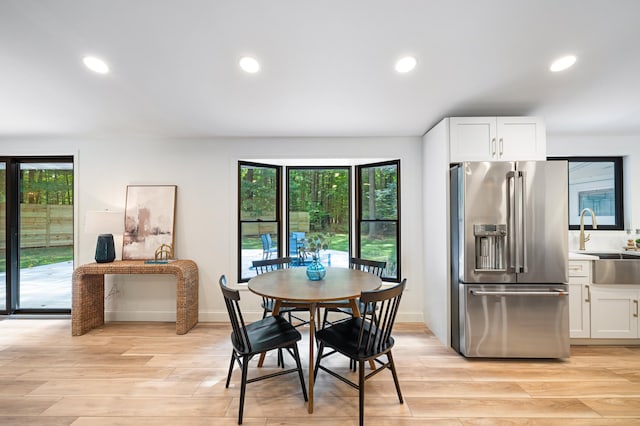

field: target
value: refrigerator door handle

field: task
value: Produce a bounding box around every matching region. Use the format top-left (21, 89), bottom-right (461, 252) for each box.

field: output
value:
top-left (471, 289), bottom-right (569, 297)
top-left (507, 171), bottom-right (516, 270)
top-left (519, 171), bottom-right (528, 273)
top-left (513, 170), bottom-right (523, 272)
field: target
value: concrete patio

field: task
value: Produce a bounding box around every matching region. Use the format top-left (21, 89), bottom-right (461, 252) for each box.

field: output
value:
top-left (0, 260), bottom-right (73, 310)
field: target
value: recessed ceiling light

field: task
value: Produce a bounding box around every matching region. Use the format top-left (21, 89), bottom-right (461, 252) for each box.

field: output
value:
top-left (83, 56), bottom-right (109, 74)
top-left (395, 56), bottom-right (417, 73)
top-left (239, 57), bottom-right (260, 73)
top-left (550, 55), bottom-right (577, 72)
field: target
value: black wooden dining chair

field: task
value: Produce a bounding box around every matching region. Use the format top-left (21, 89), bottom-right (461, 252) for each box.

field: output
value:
top-left (219, 275), bottom-right (307, 425)
top-left (314, 279), bottom-right (406, 426)
top-left (321, 257), bottom-right (386, 328)
top-left (252, 257), bottom-right (310, 328)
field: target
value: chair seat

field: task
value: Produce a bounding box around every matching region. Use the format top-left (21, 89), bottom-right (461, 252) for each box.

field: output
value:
top-left (315, 317), bottom-right (395, 361)
top-left (232, 315), bottom-right (302, 355)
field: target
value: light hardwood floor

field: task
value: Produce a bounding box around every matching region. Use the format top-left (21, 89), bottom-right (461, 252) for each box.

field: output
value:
top-left (1, 319), bottom-right (639, 425)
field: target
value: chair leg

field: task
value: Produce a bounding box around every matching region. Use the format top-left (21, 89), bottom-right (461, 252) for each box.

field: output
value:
top-left (238, 355), bottom-right (249, 424)
top-left (313, 342), bottom-right (325, 381)
top-left (278, 348), bottom-right (284, 368)
top-left (358, 360), bottom-right (365, 426)
top-left (292, 343), bottom-right (308, 401)
top-left (322, 308), bottom-right (329, 329)
top-left (225, 351), bottom-right (236, 388)
top-left (387, 351), bottom-right (404, 403)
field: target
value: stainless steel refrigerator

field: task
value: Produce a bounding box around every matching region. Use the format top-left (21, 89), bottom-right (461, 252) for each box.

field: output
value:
top-left (450, 161), bottom-right (570, 358)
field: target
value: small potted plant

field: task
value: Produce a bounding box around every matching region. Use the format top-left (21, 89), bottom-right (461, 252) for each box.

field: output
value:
top-left (635, 238), bottom-right (640, 249)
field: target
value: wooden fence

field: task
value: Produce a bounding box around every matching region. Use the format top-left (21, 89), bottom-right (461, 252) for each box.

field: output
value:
top-left (242, 211), bottom-right (310, 236)
top-left (0, 204), bottom-right (73, 249)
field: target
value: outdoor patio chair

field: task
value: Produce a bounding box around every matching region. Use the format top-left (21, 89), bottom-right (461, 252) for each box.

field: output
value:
top-left (260, 233), bottom-right (278, 259)
top-left (288, 231), bottom-right (306, 262)
top-left (314, 279), bottom-right (406, 426)
top-left (219, 274), bottom-right (307, 425)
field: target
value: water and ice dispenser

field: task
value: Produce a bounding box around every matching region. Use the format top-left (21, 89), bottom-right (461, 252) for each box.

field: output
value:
top-left (474, 224), bottom-right (506, 271)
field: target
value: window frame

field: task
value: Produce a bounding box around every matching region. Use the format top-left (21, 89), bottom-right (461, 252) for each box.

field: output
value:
top-left (548, 156), bottom-right (624, 231)
top-left (237, 159), bottom-right (401, 284)
top-left (237, 161), bottom-right (282, 283)
top-left (355, 160), bottom-right (401, 282)
top-left (286, 165), bottom-right (352, 264)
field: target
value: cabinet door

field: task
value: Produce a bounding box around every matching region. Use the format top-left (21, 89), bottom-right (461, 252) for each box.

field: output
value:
top-left (449, 117), bottom-right (497, 163)
top-left (590, 286), bottom-right (639, 338)
top-left (497, 117), bottom-right (546, 161)
top-left (568, 278), bottom-right (590, 338)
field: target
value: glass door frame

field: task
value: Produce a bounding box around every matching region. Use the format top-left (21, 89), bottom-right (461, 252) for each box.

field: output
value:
top-left (2, 155), bottom-right (74, 314)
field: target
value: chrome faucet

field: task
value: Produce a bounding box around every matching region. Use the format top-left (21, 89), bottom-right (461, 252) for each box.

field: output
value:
top-left (579, 208), bottom-right (598, 250)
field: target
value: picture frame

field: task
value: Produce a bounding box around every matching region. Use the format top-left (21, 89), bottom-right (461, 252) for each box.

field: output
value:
top-left (122, 185), bottom-right (177, 260)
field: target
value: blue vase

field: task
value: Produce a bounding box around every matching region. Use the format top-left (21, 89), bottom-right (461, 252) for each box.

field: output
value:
top-left (306, 258), bottom-right (326, 281)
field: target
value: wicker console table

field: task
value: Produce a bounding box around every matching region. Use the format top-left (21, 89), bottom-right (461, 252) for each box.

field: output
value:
top-left (72, 260), bottom-right (199, 336)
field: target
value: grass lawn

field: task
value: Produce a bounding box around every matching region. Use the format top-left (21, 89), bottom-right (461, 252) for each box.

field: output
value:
top-left (0, 246), bottom-right (73, 272)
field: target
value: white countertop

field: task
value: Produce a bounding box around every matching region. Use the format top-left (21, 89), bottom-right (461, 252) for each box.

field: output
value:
top-left (569, 252), bottom-right (599, 260)
top-left (569, 249), bottom-right (640, 260)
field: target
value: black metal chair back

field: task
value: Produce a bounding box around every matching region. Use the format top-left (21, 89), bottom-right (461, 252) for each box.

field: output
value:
top-left (219, 275), bottom-right (252, 354)
top-left (252, 257), bottom-right (310, 327)
top-left (349, 257), bottom-right (386, 277)
top-left (253, 256), bottom-right (292, 274)
top-left (320, 258), bottom-right (387, 330)
top-left (219, 274), bottom-right (308, 424)
top-left (358, 279), bottom-right (405, 355)
top-left (314, 279), bottom-right (407, 426)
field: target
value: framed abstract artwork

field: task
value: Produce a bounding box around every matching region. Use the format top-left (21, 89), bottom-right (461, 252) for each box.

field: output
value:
top-left (123, 185), bottom-right (177, 260)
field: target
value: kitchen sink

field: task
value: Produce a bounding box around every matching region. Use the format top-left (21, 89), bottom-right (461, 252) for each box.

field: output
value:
top-left (585, 252), bottom-right (640, 260)
top-left (592, 257), bottom-right (640, 284)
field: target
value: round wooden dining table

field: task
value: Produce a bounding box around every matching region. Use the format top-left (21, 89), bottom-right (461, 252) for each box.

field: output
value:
top-left (248, 266), bottom-right (381, 414)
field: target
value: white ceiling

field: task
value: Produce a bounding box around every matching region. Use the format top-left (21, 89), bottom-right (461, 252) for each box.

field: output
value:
top-left (1, 0), bottom-right (639, 139)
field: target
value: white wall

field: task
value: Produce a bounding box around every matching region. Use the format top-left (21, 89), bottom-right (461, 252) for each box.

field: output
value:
top-left (547, 134), bottom-right (640, 250)
top-left (1, 136), bottom-right (424, 323)
top-left (422, 119), bottom-right (451, 345)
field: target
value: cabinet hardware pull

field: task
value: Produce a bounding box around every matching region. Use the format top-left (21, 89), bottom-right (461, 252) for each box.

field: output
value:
top-left (634, 300), bottom-right (638, 318)
top-left (499, 137), bottom-right (504, 157)
top-left (585, 285), bottom-right (591, 303)
top-left (491, 138), bottom-right (496, 157)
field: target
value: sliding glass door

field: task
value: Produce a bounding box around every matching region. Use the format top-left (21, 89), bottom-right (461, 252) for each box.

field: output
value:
top-left (0, 161), bottom-right (5, 312)
top-left (1, 157), bottom-right (74, 313)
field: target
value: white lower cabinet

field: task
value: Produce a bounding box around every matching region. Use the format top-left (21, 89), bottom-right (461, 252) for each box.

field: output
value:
top-left (568, 260), bottom-right (591, 338)
top-left (590, 286), bottom-right (639, 338)
top-left (569, 259), bottom-right (640, 340)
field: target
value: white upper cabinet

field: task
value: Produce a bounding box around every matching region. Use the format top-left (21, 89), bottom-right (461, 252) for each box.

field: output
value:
top-left (449, 117), bottom-right (546, 163)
